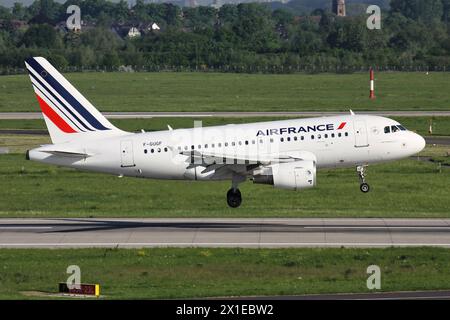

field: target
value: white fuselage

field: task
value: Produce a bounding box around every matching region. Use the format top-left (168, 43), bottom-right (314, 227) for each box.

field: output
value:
top-left (28, 115), bottom-right (426, 182)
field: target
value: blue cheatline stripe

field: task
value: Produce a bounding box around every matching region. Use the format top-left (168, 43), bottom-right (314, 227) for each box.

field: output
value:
top-left (26, 58), bottom-right (110, 131)
top-left (32, 84), bottom-right (85, 132)
top-left (29, 71), bottom-right (92, 132)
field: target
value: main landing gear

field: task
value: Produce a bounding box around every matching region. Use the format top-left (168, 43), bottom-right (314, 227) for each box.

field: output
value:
top-left (357, 165), bottom-right (370, 193)
top-left (227, 188), bottom-right (242, 208)
top-left (227, 174), bottom-right (245, 208)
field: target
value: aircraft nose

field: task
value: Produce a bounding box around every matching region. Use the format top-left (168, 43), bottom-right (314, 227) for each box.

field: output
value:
top-left (412, 133), bottom-right (426, 154)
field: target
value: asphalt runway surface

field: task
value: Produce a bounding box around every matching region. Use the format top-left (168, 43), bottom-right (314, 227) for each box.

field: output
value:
top-left (1, 218), bottom-right (450, 248)
top-left (1, 111), bottom-right (450, 119)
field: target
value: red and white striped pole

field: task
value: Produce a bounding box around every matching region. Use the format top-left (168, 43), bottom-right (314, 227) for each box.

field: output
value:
top-left (369, 67), bottom-right (375, 99)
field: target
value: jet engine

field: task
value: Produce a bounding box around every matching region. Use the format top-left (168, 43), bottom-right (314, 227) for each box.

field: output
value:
top-left (253, 160), bottom-right (316, 191)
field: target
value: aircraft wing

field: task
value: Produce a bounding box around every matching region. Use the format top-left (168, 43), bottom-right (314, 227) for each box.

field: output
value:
top-left (179, 150), bottom-right (315, 175)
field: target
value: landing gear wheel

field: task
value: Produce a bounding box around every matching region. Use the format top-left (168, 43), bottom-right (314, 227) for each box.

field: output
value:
top-left (356, 165), bottom-right (370, 194)
top-left (360, 183), bottom-right (370, 193)
top-left (227, 188), bottom-right (242, 208)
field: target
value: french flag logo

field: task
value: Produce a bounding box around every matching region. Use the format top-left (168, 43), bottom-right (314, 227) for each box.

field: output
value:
top-left (25, 57), bottom-right (110, 134)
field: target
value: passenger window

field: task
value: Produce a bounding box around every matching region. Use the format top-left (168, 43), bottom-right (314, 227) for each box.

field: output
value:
top-left (204, 144), bottom-right (208, 149)
top-left (324, 134), bottom-right (328, 138)
top-left (252, 140), bottom-right (255, 144)
top-left (311, 135), bottom-right (315, 140)
top-left (198, 145), bottom-right (201, 149)
top-left (184, 146), bottom-right (188, 151)
top-left (301, 136), bottom-right (304, 140)
top-left (280, 137), bottom-right (284, 142)
top-left (218, 143), bottom-right (222, 147)
top-left (287, 137), bottom-right (291, 142)
top-left (259, 139), bottom-right (263, 144)
top-left (317, 134), bottom-right (321, 139)
top-left (164, 147), bottom-right (168, 152)
top-left (345, 132), bottom-right (348, 137)
top-left (331, 133), bottom-right (335, 138)
top-left (191, 145), bottom-right (195, 150)
top-left (144, 149), bottom-right (147, 154)
top-left (338, 133), bottom-right (341, 137)
top-left (151, 149), bottom-right (154, 153)
top-left (157, 148), bottom-right (161, 153)
top-left (270, 138), bottom-right (274, 143)
top-left (294, 136), bottom-right (298, 141)
top-left (238, 141), bottom-right (242, 146)
top-left (384, 126), bottom-right (390, 134)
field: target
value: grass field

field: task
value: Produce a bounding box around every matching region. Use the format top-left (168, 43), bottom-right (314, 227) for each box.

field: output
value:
top-left (0, 151), bottom-right (448, 218)
top-left (1, 247), bottom-right (450, 299)
top-left (1, 72), bottom-right (450, 112)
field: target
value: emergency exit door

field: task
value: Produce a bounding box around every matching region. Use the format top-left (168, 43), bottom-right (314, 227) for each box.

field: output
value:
top-left (120, 140), bottom-right (135, 167)
top-left (353, 120), bottom-right (369, 147)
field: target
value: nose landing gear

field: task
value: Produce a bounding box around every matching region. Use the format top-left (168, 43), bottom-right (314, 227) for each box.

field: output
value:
top-left (357, 165), bottom-right (370, 193)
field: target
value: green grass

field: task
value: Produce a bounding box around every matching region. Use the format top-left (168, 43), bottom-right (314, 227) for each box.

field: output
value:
top-left (1, 247), bottom-right (450, 299)
top-left (1, 72), bottom-right (450, 112)
top-left (0, 116), bottom-right (449, 136)
top-left (0, 153), bottom-right (448, 218)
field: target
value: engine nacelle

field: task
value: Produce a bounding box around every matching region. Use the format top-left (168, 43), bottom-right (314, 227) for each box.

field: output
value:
top-left (253, 160), bottom-right (316, 191)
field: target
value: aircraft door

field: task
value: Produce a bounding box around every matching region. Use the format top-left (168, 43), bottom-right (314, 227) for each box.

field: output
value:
top-left (353, 120), bottom-right (369, 148)
top-left (120, 140), bottom-right (135, 167)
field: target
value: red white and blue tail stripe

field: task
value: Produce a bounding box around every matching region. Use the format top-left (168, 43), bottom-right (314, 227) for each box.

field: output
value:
top-left (25, 57), bottom-right (120, 143)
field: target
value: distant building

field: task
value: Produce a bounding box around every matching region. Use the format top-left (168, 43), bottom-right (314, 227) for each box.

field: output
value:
top-left (332, 0), bottom-right (346, 17)
top-left (127, 27), bottom-right (141, 38)
top-left (0, 19), bottom-right (28, 30)
top-left (184, 0), bottom-right (198, 7)
top-left (211, 0), bottom-right (221, 9)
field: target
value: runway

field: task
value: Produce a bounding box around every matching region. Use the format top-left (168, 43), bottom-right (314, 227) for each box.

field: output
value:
top-left (1, 218), bottom-right (450, 248)
top-left (1, 111), bottom-right (450, 119)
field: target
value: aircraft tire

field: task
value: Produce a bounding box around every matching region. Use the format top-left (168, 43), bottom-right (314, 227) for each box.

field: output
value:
top-left (227, 188), bottom-right (242, 208)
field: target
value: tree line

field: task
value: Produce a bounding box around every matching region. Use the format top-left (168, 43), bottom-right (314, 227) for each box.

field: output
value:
top-left (0, 0), bottom-right (450, 74)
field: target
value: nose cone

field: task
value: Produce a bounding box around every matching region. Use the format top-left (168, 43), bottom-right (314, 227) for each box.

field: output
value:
top-left (412, 133), bottom-right (426, 154)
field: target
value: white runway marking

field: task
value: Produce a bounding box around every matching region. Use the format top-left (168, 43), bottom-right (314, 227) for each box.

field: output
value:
top-left (1, 242), bottom-right (450, 247)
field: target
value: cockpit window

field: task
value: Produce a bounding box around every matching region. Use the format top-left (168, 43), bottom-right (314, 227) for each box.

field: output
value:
top-left (385, 124), bottom-right (407, 133)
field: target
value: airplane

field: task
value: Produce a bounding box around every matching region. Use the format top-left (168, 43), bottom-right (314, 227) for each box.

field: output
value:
top-left (25, 57), bottom-right (426, 208)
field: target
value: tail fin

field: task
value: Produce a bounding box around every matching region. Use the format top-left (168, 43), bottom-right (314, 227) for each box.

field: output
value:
top-left (25, 57), bottom-right (124, 144)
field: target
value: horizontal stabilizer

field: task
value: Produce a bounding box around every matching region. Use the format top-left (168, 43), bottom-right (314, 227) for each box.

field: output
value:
top-left (43, 150), bottom-right (91, 158)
